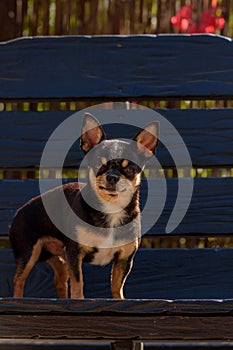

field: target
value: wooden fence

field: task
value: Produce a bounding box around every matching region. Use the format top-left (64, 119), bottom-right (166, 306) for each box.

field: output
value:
top-left (0, 0), bottom-right (231, 42)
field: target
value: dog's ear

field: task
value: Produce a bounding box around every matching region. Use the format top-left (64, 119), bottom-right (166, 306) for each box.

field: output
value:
top-left (133, 122), bottom-right (159, 158)
top-left (81, 113), bottom-right (106, 153)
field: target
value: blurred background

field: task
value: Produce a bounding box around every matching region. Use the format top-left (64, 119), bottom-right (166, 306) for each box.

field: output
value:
top-left (0, 0), bottom-right (232, 42)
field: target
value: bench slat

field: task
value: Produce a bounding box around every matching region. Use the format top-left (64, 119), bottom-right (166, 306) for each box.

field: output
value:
top-left (0, 341), bottom-right (109, 350)
top-left (0, 178), bottom-right (232, 236)
top-left (1, 298), bottom-right (233, 315)
top-left (1, 35), bottom-right (233, 100)
top-left (1, 248), bottom-right (233, 299)
top-left (0, 109), bottom-right (233, 168)
top-left (1, 298), bottom-right (233, 341)
top-left (1, 314), bottom-right (233, 341)
top-left (144, 343), bottom-right (233, 350)
top-left (0, 341), bottom-right (232, 350)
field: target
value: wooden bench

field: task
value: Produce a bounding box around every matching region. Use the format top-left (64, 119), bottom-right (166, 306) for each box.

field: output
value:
top-left (0, 34), bottom-right (233, 350)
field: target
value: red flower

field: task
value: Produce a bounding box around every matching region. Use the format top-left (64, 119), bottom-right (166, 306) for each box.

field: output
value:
top-left (171, 5), bottom-right (225, 34)
top-left (171, 5), bottom-right (192, 31)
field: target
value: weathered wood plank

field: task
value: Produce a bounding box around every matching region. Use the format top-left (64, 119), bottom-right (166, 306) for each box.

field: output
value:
top-left (1, 298), bottom-right (233, 314)
top-left (0, 109), bottom-right (233, 168)
top-left (1, 312), bottom-right (233, 340)
top-left (2, 248), bottom-right (233, 299)
top-left (144, 343), bottom-right (233, 350)
top-left (0, 340), bottom-right (232, 350)
top-left (1, 35), bottom-right (233, 100)
top-left (0, 178), bottom-right (232, 236)
top-left (0, 341), bottom-right (109, 350)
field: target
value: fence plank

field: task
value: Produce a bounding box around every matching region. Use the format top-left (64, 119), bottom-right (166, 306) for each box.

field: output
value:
top-left (1, 35), bottom-right (233, 100)
top-left (0, 109), bottom-right (233, 168)
top-left (2, 248), bottom-right (233, 299)
top-left (0, 178), bottom-right (232, 236)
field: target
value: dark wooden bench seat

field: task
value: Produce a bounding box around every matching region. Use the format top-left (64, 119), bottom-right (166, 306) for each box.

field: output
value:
top-left (1, 298), bottom-right (233, 342)
top-left (0, 34), bottom-right (233, 349)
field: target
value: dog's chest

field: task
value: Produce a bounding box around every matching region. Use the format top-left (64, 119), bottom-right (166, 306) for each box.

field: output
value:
top-left (89, 246), bottom-right (120, 266)
top-left (105, 211), bottom-right (126, 227)
top-left (75, 223), bottom-right (131, 266)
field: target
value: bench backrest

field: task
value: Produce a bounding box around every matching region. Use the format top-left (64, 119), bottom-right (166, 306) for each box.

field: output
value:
top-left (0, 34), bottom-right (233, 299)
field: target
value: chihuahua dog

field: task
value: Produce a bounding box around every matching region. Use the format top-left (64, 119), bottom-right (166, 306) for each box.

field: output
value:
top-left (10, 113), bottom-right (158, 299)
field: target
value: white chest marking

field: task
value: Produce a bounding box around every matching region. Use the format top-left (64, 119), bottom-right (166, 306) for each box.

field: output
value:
top-left (91, 247), bottom-right (119, 266)
top-left (74, 225), bottom-right (129, 249)
top-left (106, 210), bottom-right (126, 227)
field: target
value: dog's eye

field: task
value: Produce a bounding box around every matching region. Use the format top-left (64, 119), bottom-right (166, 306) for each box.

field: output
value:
top-left (125, 166), bottom-right (133, 173)
top-left (124, 163), bottom-right (135, 173)
top-left (123, 162), bottom-right (141, 175)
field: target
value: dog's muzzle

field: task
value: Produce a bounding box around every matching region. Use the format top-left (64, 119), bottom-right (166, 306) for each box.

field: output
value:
top-left (106, 170), bottom-right (120, 186)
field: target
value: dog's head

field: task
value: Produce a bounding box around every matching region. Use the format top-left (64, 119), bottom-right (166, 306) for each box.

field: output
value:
top-left (80, 113), bottom-right (159, 207)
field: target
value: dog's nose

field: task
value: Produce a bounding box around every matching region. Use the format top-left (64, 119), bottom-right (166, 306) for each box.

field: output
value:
top-left (106, 171), bottom-right (120, 185)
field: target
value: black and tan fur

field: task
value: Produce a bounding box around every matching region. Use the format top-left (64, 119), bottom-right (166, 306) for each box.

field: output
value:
top-left (9, 113), bottom-right (159, 299)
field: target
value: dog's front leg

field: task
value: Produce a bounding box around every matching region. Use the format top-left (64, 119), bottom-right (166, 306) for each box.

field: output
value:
top-left (69, 260), bottom-right (84, 299)
top-left (66, 244), bottom-right (84, 298)
top-left (111, 256), bottom-right (134, 299)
